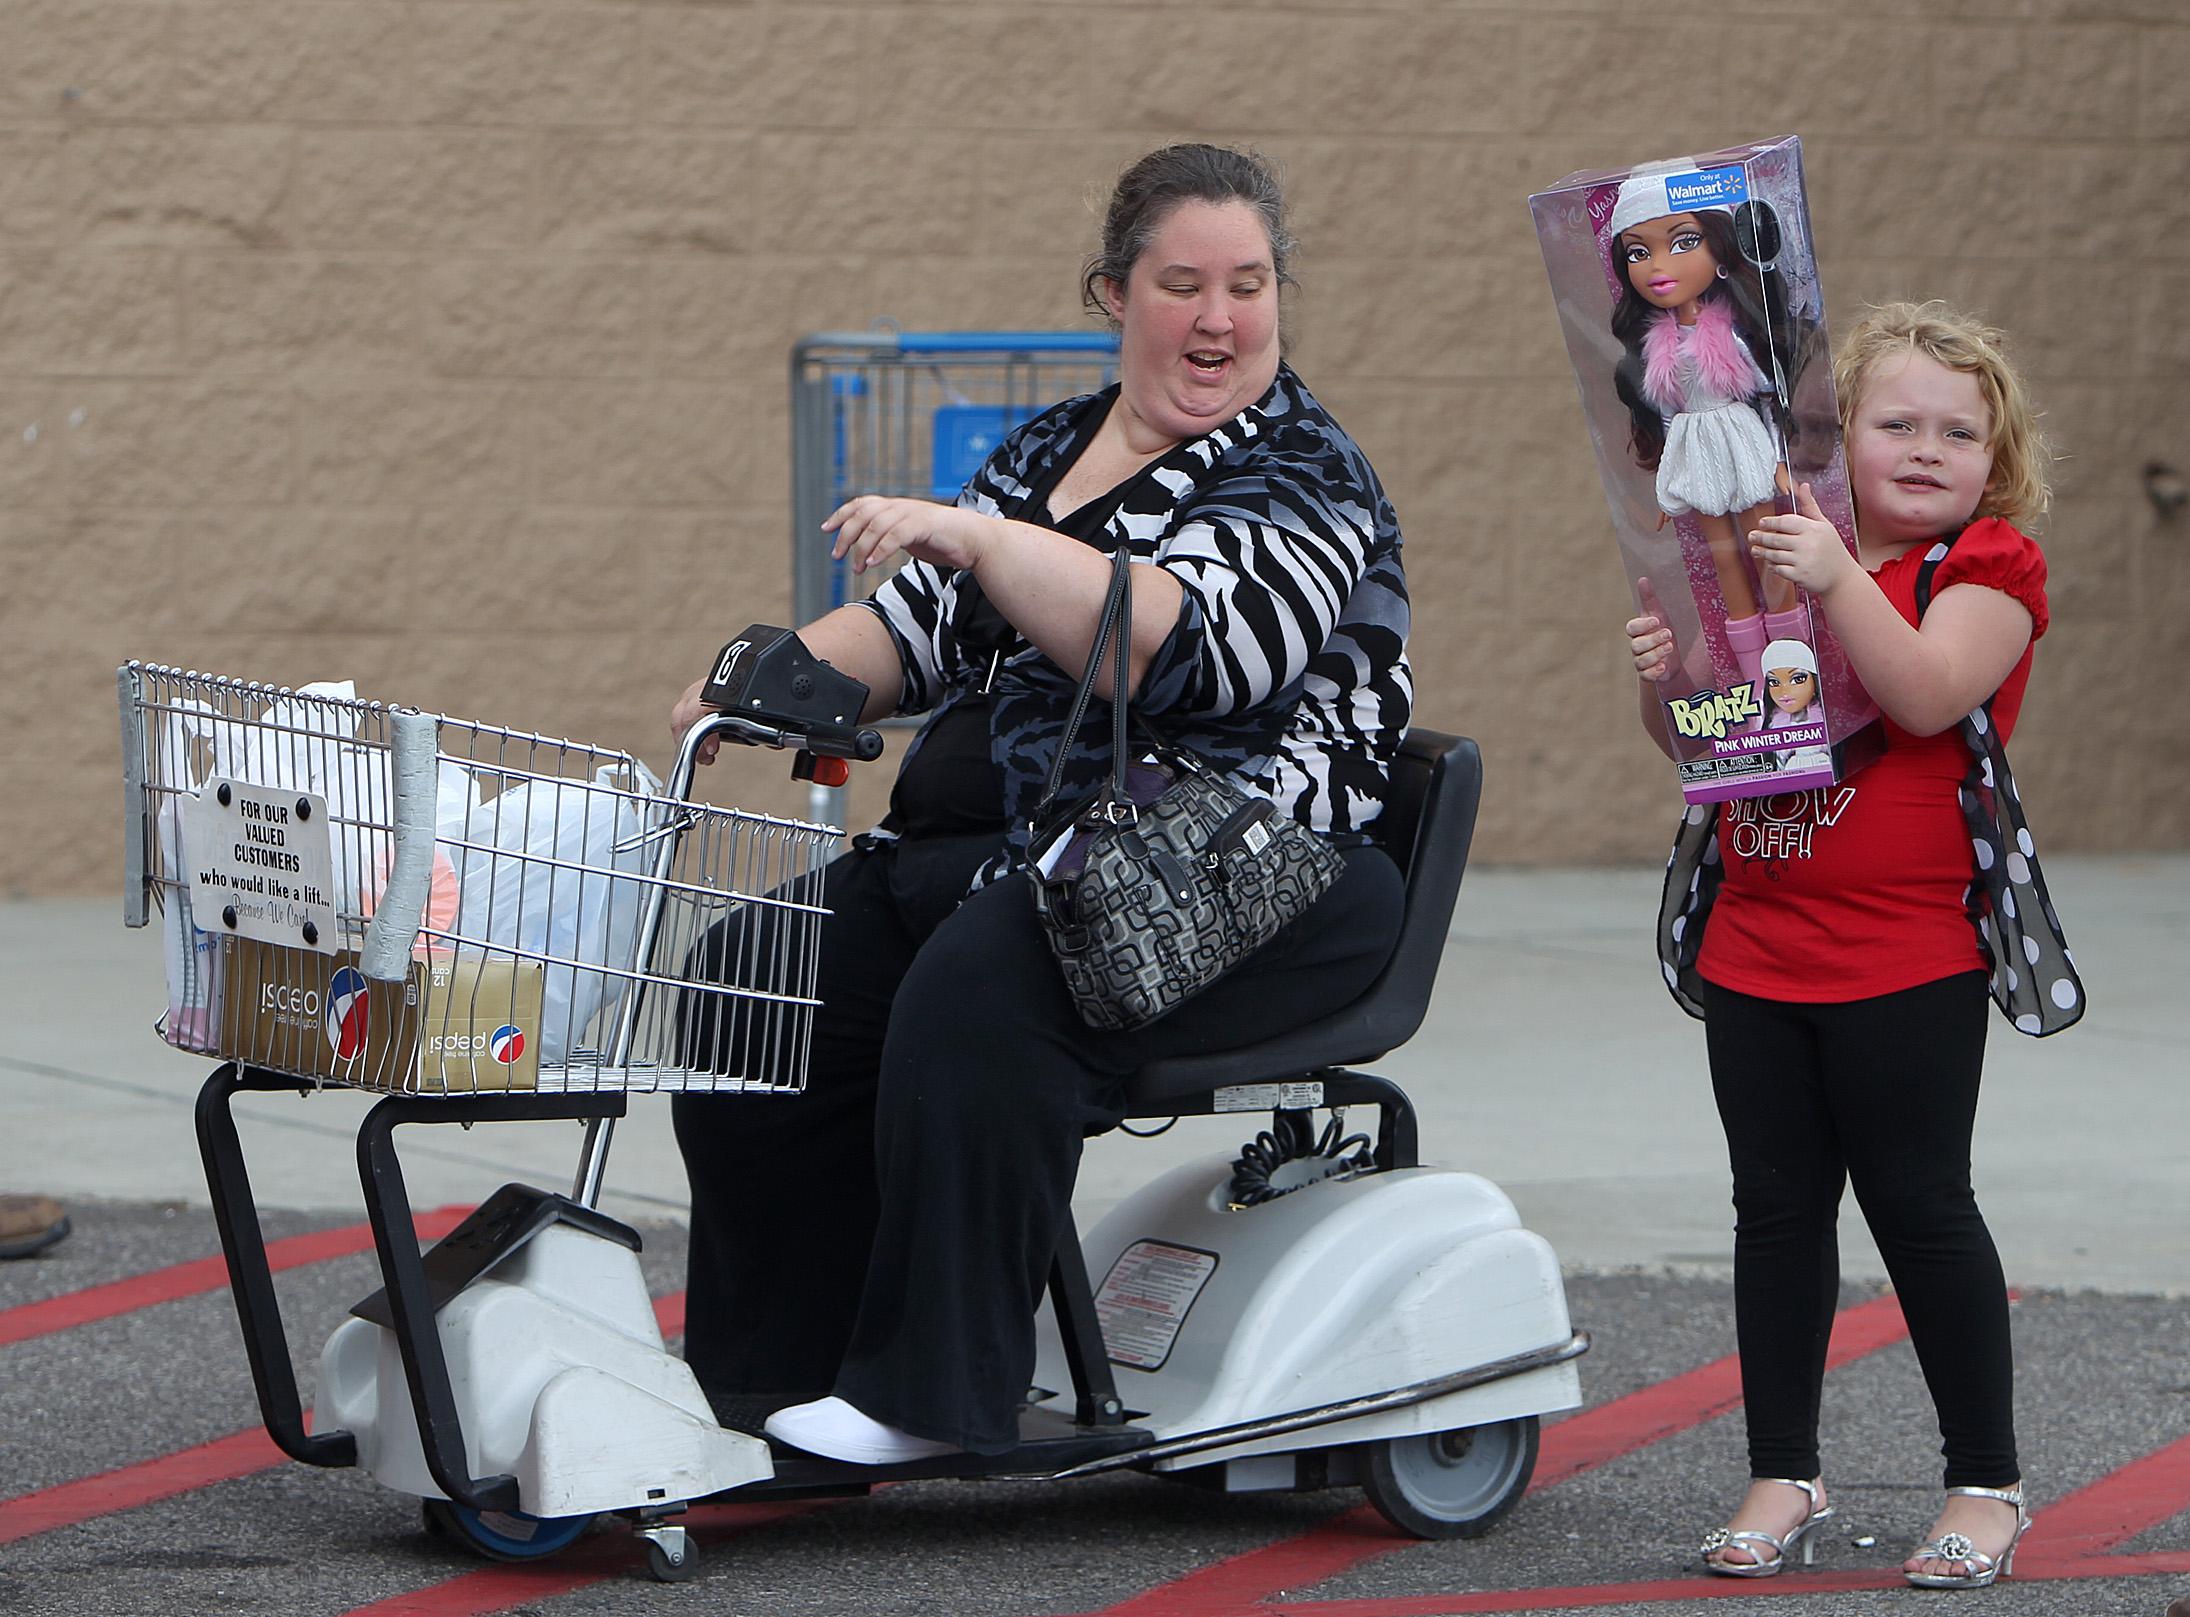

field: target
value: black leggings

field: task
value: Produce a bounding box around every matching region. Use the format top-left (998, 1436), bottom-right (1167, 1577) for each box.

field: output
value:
top-left (1702, 971), bottom-right (2017, 1489)
top-left (671, 833), bottom-right (1403, 1454)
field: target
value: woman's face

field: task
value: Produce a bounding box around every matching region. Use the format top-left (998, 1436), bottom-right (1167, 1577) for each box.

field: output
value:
top-left (1104, 198), bottom-right (1282, 447)
top-left (1619, 212), bottom-right (1720, 318)
top-left (1765, 665), bottom-right (1818, 716)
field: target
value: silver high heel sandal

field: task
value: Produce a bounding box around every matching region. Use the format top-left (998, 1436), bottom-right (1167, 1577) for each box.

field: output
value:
top-left (1905, 1484), bottom-right (2031, 1589)
top-left (1700, 1477), bottom-right (1833, 1577)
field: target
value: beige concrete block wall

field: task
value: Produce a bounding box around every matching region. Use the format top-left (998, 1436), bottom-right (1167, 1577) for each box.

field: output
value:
top-left (5, 0), bottom-right (2187, 897)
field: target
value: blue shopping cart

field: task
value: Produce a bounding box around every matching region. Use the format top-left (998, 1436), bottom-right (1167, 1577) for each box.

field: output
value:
top-left (787, 329), bottom-right (1120, 628)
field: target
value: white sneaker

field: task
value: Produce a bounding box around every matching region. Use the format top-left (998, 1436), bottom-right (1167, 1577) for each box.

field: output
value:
top-left (763, 1396), bottom-right (961, 1465)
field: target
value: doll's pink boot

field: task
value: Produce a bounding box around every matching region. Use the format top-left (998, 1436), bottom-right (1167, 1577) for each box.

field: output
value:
top-left (1725, 612), bottom-right (1767, 731)
top-left (1764, 606), bottom-right (1810, 651)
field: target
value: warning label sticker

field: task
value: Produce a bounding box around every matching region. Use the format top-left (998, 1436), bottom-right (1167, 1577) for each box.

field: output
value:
top-left (1212, 1081), bottom-right (1324, 1113)
top-left (1094, 1240), bottom-right (1219, 1371)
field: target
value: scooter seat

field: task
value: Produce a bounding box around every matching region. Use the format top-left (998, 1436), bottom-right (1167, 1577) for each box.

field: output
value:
top-left (1123, 730), bottom-right (1479, 1116)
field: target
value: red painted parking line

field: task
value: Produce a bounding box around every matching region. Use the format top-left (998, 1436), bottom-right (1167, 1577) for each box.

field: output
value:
top-left (0, 1428), bottom-right (283, 1547)
top-left (340, 1500), bottom-right (826, 1617)
top-left (1238, 1315), bottom-right (2190, 1617)
top-left (0, 1206), bottom-right (472, 1350)
top-left (1256, 1463), bottom-right (2190, 1616)
top-left (1276, 1569), bottom-right (1912, 1613)
top-left (1266, 1547), bottom-right (2190, 1615)
top-left (2021, 1429), bottom-right (2190, 1563)
top-left (2054, 1548), bottom-right (2190, 1576)
top-left (1079, 1294), bottom-right (1914, 1617)
top-left (2020, 1549), bottom-right (2190, 1579)
top-left (1266, 1551), bottom-right (2190, 1615)
top-left (1093, 1509), bottom-right (1390, 1617)
top-left (1536, 1290), bottom-right (1914, 1489)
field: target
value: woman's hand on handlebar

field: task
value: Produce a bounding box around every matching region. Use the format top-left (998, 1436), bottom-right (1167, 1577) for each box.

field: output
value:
top-left (825, 496), bottom-right (993, 577)
top-left (671, 678), bottom-right (723, 767)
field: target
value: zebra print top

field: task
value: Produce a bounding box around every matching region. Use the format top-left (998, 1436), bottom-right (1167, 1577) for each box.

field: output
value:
top-left (856, 362), bottom-right (1413, 864)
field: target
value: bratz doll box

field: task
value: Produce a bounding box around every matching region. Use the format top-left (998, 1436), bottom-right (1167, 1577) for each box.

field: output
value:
top-left (1529, 136), bottom-right (1882, 804)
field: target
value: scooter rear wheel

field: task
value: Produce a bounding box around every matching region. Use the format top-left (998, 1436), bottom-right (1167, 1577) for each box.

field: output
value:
top-left (420, 1497), bottom-right (593, 1562)
top-left (1361, 1414), bottom-right (1539, 1540)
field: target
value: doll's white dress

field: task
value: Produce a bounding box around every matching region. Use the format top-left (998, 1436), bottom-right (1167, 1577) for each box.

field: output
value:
top-left (1656, 322), bottom-right (1780, 519)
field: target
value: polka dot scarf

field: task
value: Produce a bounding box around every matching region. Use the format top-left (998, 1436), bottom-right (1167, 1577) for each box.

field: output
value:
top-left (1914, 537), bottom-right (2085, 1037)
top-left (1655, 799), bottom-right (1721, 1023)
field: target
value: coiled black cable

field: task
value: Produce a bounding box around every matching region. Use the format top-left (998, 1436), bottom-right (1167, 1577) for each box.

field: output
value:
top-left (1226, 1111), bottom-right (1375, 1208)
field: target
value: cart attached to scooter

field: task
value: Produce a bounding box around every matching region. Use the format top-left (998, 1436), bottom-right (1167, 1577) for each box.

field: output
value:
top-left (119, 648), bottom-right (1586, 1584)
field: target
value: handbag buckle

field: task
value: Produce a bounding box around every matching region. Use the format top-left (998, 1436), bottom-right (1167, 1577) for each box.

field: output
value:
top-left (1091, 798), bottom-right (1140, 827)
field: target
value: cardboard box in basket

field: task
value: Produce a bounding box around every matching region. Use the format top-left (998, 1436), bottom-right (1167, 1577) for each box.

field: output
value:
top-left (227, 941), bottom-right (544, 1094)
top-left (415, 951), bottom-right (545, 1094)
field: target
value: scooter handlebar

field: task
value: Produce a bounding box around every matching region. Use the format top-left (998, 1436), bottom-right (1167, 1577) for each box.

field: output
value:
top-left (667, 705), bottom-right (882, 804)
top-left (681, 624), bottom-right (883, 789)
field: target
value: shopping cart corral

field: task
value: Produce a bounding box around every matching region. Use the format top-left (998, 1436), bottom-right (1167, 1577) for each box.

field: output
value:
top-left (119, 645), bottom-right (1586, 1585)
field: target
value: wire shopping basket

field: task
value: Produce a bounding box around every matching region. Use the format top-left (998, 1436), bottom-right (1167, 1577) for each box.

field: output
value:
top-left (119, 664), bottom-right (833, 1098)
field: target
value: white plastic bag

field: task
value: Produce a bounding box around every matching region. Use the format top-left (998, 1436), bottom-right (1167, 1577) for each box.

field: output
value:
top-left (454, 762), bottom-right (662, 1065)
top-left (174, 679), bottom-right (391, 908)
top-left (165, 680), bottom-right (461, 953)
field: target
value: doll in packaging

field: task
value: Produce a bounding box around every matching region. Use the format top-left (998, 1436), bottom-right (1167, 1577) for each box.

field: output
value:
top-left (1531, 139), bottom-right (1881, 802)
top-left (1606, 165), bottom-right (1808, 705)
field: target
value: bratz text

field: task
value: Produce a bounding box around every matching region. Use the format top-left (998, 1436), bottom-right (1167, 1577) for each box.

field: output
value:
top-left (1666, 684), bottom-right (1764, 741)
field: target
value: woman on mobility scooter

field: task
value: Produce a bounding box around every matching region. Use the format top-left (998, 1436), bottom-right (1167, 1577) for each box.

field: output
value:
top-left (668, 143), bottom-right (1413, 1465)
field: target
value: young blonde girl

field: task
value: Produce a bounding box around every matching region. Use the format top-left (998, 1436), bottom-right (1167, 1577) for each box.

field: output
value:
top-left (1627, 301), bottom-right (2052, 1589)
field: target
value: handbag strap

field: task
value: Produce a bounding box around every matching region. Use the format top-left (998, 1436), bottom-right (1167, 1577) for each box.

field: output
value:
top-left (1912, 532), bottom-right (1962, 640)
top-left (1913, 524), bottom-right (2007, 732)
top-left (1035, 540), bottom-right (1135, 818)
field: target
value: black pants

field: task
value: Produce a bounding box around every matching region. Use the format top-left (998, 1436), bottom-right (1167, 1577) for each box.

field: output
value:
top-left (671, 832), bottom-right (1403, 1454)
top-left (1702, 971), bottom-right (2017, 1488)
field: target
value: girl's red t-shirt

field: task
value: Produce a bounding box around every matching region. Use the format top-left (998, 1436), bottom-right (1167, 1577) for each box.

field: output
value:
top-left (1696, 517), bottom-right (2050, 1003)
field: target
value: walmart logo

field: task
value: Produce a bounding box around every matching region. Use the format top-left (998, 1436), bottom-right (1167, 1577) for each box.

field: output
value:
top-left (1666, 169), bottom-right (1749, 210)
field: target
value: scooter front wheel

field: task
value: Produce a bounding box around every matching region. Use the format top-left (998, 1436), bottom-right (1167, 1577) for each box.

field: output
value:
top-left (1361, 1414), bottom-right (1539, 1540)
top-left (421, 1497), bottom-right (594, 1562)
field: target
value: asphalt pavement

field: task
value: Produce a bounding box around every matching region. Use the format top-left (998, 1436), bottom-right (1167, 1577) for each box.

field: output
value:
top-left (1, 1214), bottom-right (2184, 1616)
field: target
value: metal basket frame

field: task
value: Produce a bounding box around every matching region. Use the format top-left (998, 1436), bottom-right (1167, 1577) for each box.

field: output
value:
top-left (120, 663), bottom-right (834, 1099)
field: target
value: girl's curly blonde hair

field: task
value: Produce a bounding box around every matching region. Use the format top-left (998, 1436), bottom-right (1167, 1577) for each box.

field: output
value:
top-left (1834, 300), bottom-right (2050, 528)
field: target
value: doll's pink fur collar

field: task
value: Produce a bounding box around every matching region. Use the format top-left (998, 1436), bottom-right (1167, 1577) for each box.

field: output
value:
top-left (1640, 297), bottom-right (1753, 414)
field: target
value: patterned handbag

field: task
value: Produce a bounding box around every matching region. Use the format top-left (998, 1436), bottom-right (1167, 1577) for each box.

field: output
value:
top-left (1028, 542), bottom-right (1344, 1031)
top-left (1656, 528), bottom-right (2085, 1037)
